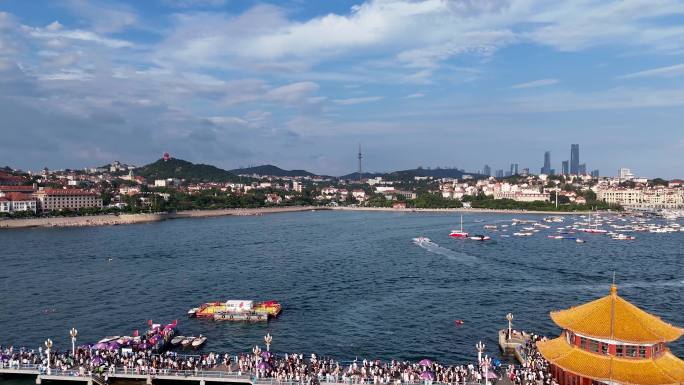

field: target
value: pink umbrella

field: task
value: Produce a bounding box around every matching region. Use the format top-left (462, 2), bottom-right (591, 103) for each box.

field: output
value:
top-left (94, 342), bottom-right (108, 350)
top-left (420, 371), bottom-right (434, 380)
top-left (418, 359), bottom-right (432, 366)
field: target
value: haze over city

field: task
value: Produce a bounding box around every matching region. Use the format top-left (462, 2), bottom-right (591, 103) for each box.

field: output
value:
top-left (2, 0), bottom-right (684, 178)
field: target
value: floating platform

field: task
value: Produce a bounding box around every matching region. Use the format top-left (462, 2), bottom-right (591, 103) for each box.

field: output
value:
top-left (498, 329), bottom-right (532, 364)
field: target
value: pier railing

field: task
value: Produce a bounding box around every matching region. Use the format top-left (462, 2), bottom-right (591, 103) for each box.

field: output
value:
top-left (1, 364), bottom-right (491, 385)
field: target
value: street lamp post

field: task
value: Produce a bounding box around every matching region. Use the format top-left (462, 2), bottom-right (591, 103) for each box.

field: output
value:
top-left (253, 345), bottom-right (262, 364)
top-left (264, 333), bottom-right (272, 352)
top-left (482, 355), bottom-right (492, 385)
top-left (70, 328), bottom-right (78, 357)
top-left (506, 313), bottom-right (514, 340)
top-left (44, 339), bottom-right (53, 375)
top-left (475, 341), bottom-right (485, 365)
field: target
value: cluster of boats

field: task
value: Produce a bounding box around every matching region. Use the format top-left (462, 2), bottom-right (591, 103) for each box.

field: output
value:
top-left (170, 335), bottom-right (207, 349)
top-left (92, 320), bottom-right (182, 353)
top-left (188, 300), bottom-right (282, 322)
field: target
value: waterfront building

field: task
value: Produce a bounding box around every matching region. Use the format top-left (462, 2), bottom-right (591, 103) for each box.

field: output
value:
top-left (0, 193), bottom-right (37, 213)
top-left (570, 144), bottom-right (580, 174)
top-left (596, 187), bottom-right (684, 209)
top-left (537, 284), bottom-right (684, 385)
top-left (562, 161), bottom-right (569, 176)
top-left (35, 188), bottom-right (103, 213)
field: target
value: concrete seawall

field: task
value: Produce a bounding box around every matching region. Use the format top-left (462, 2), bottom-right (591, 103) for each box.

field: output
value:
top-left (0, 207), bottom-right (324, 229)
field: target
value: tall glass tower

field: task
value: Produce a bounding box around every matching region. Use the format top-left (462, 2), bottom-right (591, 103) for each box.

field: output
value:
top-left (570, 144), bottom-right (580, 174)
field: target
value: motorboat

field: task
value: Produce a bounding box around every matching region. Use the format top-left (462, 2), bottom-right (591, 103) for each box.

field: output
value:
top-left (412, 236), bottom-right (432, 244)
top-left (468, 234), bottom-right (491, 241)
top-left (170, 336), bottom-right (185, 346)
top-left (513, 232), bottom-right (533, 237)
top-left (189, 300), bottom-right (282, 319)
top-left (191, 335), bottom-right (207, 348)
top-left (612, 234), bottom-right (636, 240)
top-left (181, 337), bottom-right (195, 347)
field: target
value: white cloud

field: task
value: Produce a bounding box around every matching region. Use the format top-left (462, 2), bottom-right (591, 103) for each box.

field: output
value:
top-left (333, 96), bottom-right (384, 105)
top-left (619, 63), bottom-right (684, 79)
top-left (26, 26), bottom-right (133, 48)
top-left (404, 93), bottom-right (425, 99)
top-left (265, 81), bottom-right (320, 103)
top-left (511, 78), bottom-right (560, 89)
top-left (62, 0), bottom-right (138, 34)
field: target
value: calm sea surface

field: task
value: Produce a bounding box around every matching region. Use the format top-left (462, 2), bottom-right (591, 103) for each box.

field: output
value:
top-left (0, 211), bottom-right (682, 367)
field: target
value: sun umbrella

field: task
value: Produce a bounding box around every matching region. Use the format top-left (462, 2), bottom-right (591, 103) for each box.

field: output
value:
top-left (257, 362), bottom-right (272, 370)
top-left (420, 371), bottom-right (434, 380)
top-left (108, 342), bottom-right (121, 350)
top-left (94, 342), bottom-right (108, 350)
top-left (418, 359), bottom-right (432, 367)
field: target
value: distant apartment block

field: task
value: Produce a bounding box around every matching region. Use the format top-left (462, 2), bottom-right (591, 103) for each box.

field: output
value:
top-left (597, 187), bottom-right (684, 209)
top-left (35, 189), bottom-right (103, 213)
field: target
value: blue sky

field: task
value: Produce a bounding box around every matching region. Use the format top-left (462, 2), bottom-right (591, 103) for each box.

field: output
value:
top-left (1, 0), bottom-right (684, 177)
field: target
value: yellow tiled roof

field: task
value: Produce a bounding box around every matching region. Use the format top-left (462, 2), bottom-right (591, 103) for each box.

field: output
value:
top-left (550, 285), bottom-right (683, 343)
top-left (537, 336), bottom-right (684, 385)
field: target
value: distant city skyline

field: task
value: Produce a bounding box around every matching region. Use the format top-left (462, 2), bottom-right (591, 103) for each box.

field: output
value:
top-left (1, 1), bottom-right (684, 178)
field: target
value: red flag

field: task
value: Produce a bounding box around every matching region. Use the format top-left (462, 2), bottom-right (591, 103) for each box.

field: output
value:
top-left (173, 319), bottom-right (178, 327)
top-left (133, 330), bottom-right (139, 337)
top-left (147, 319), bottom-right (153, 326)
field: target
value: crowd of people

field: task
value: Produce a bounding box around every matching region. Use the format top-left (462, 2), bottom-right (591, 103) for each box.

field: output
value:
top-left (0, 334), bottom-right (555, 385)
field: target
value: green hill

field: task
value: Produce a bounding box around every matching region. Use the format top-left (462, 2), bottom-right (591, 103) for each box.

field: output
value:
top-left (136, 158), bottom-right (239, 183)
top-left (230, 164), bottom-right (315, 177)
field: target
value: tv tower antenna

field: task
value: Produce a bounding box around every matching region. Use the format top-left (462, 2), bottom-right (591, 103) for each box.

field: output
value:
top-left (357, 143), bottom-right (363, 180)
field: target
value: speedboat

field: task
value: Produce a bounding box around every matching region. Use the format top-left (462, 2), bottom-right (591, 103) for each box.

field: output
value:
top-left (612, 234), bottom-right (635, 240)
top-left (468, 234), bottom-right (490, 241)
top-left (191, 335), bottom-right (207, 349)
top-left (513, 232), bottom-right (533, 237)
top-left (412, 236), bottom-right (432, 244)
top-left (181, 337), bottom-right (195, 347)
top-left (170, 336), bottom-right (185, 346)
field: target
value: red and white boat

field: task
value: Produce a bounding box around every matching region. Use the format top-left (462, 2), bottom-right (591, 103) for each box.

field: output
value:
top-left (449, 215), bottom-right (469, 238)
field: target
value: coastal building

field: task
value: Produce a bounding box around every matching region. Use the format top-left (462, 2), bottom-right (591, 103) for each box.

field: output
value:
top-left (0, 193), bottom-right (37, 213)
top-left (0, 185), bottom-right (36, 194)
top-left (264, 194), bottom-right (282, 204)
top-left (35, 188), bottom-right (103, 213)
top-left (597, 187), bottom-right (684, 209)
top-left (537, 284), bottom-right (684, 385)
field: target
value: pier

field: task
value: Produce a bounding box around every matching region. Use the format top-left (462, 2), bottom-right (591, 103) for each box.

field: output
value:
top-left (0, 365), bottom-right (509, 385)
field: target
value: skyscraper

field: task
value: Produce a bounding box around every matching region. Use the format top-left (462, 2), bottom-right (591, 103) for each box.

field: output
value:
top-left (541, 151), bottom-right (551, 174)
top-left (510, 163), bottom-right (519, 175)
top-left (570, 144), bottom-right (580, 174)
top-left (590, 170), bottom-right (599, 178)
top-left (483, 164), bottom-right (491, 177)
top-left (579, 163), bottom-right (586, 175)
top-left (562, 160), bottom-right (569, 175)
top-left (496, 169), bottom-right (504, 178)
